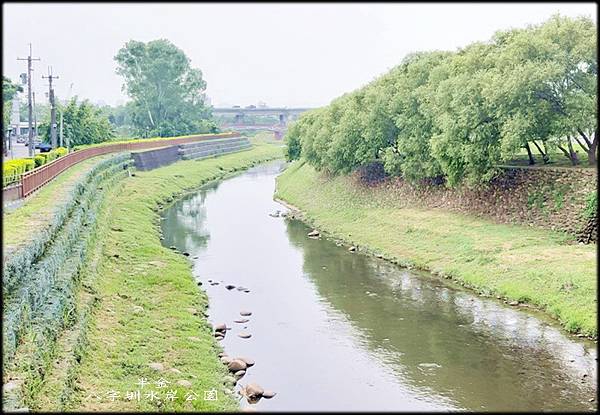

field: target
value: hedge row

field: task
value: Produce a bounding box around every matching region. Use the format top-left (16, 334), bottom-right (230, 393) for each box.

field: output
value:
top-left (2, 154), bottom-right (133, 367)
top-left (3, 147), bottom-right (69, 187)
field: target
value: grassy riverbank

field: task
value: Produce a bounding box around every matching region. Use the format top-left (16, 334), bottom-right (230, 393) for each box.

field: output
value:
top-left (66, 143), bottom-right (282, 411)
top-left (3, 154), bottom-right (112, 251)
top-left (275, 161), bottom-right (597, 337)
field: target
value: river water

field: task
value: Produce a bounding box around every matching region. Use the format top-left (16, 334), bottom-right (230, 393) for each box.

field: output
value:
top-left (161, 160), bottom-right (597, 412)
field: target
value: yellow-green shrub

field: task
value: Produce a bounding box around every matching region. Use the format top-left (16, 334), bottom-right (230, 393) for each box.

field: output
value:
top-left (3, 147), bottom-right (68, 187)
top-left (53, 147), bottom-right (68, 157)
top-left (3, 165), bottom-right (18, 186)
top-left (3, 159), bottom-right (35, 186)
top-left (34, 155), bottom-right (47, 167)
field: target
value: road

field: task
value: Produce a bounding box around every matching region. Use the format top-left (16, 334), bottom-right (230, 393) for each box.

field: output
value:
top-left (4, 138), bottom-right (39, 160)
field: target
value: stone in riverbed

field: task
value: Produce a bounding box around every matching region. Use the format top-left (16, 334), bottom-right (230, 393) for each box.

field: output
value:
top-left (244, 383), bottom-right (264, 400)
top-left (214, 323), bottom-right (227, 332)
top-left (235, 318), bottom-right (250, 324)
top-left (227, 359), bottom-right (247, 372)
top-left (262, 390), bottom-right (276, 399)
top-left (225, 284), bottom-right (236, 290)
top-left (348, 246), bottom-right (357, 252)
top-left (183, 252), bottom-right (190, 257)
top-left (307, 229), bottom-right (320, 237)
top-left (221, 356), bottom-right (232, 364)
top-left (238, 357), bottom-right (255, 367)
top-left (238, 333), bottom-right (252, 339)
top-left (240, 311), bottom-right (252, 316)
top-left (234, 370), bottom-right (246, 379)
top-left (508, 301), bottom-right (519, 306)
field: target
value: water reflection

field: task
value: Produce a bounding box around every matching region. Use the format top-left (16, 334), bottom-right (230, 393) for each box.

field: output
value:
top-left (285, 219), bottom-right (597, 412)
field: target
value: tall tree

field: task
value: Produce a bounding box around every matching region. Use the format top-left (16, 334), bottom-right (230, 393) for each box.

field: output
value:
top-left (3, 76), bottom-right (23, 136)
top-left (114, 39), bottom-right (216, 137)
top-left (40, 97), bottom-right (115, 146)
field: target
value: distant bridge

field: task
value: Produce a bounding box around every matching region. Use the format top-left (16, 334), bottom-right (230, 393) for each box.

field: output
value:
top-left (219, 124), bottom-right (288, 139)
top-left (212, 107), bottom-right (312, 126)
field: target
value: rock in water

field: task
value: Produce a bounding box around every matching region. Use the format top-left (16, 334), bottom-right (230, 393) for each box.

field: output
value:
top-left (245, 383), bottom-right (264, 400)
top-left (225, 284), bottom-right (236, 290)
top-left (234, 370), bottom-right (246, 379)
top-left (228, 359), bottom-right (247, 372)
top-left (238, 333), bottom-right (252, 339)
top-left (348, 246), bottom-right (357, 252)
top-left (235, 318), bottom-right (250, 324)
top-left (262, 390), bottom-right (277, 399)
top-left (307, 229), bottom-right (320, 237)
top-left (238, 357), bottom-right (255, 367)
top-left (240, 311), bottom-right (252, 316)
top-left (214, 323), bottom-right (227, 332)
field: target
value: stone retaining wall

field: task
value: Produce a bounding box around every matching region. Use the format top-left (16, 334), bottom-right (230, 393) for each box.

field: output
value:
top-left (356, 165), bottom-right (597, 241)
top-left (132, 137), bottom-right (252, 171)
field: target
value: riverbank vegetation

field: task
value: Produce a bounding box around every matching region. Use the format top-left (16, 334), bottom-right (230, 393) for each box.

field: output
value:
top-left (70, 142), bottom-right (282, 411)
top-left (275, 161), bottom-right (597, 337)
top-left (285, 15), bottom-right (597, 187)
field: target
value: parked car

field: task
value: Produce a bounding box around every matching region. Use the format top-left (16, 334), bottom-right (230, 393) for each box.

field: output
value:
top-left (25, 138), bottom-right (41, 147)
top-left (35, 142), bottom-right (53, 152)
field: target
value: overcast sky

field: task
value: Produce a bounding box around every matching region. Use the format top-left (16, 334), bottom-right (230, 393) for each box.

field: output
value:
top-left (3, 2), bottom-right (596, 108)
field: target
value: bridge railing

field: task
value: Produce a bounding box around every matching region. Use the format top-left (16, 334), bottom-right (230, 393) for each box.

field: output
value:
top-left (13, 132), bottom-right (239, 199)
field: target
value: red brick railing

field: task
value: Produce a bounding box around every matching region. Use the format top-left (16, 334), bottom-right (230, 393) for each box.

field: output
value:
top-left (5, 132), bottom-right (239, 201)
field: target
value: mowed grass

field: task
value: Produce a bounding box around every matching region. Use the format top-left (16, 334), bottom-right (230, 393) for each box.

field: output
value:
top-left (3, 154), bottom-right (112, 251)
top-left (72, 143), bottom-right (283, 411)
top-left (275, 161), bottom-right (597, 337)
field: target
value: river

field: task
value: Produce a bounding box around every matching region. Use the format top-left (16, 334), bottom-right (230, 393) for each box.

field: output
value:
top-left (160, 160), bottom-right (597, 412)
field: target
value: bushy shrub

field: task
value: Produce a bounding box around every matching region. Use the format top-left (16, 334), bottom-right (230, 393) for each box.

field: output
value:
top-left (3, 165), bottom-right (18, 186)
top-left (33, 155), bottom-right (46, 168)
top-left (53, 147), bottom-right (68, 157)
top-left (4, 148), bottom-right (69, 181)
top-left (3, 159), bottom-right (37, 186)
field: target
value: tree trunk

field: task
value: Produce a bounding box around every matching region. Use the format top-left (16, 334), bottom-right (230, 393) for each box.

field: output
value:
top-left (588, 130), bottom-right (597, 166)
top-left (524, 143), bottom-right (535, 165)
top-left (567, 136), bottom-right (580, 165)
top-left (532, 141), bottom-right (549, 164)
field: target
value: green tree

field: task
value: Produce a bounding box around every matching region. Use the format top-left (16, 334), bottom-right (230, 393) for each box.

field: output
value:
top-left (3, 76), bottom-right (23, 136)
top-left (489, 15), bottom-right (597, 165)
top-left (114, 39), bottom-right (216, 137)
top-left (40, 97), bottom-right (115, 146)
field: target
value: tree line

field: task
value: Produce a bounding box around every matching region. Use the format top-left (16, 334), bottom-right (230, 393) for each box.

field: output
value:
top-left (285, 15), bottom-right (597, 187)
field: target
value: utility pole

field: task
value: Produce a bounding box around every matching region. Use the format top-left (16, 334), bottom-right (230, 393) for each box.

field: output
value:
top-left (62, 83), bottom-right (74, 150)
top-left (59, 111), bottom-right (64, 147)
top-left (42, 66), bottom-right (59, 148)
top-left (33, 92), bottom-right (38, 140)
top-left (17, 43), bottom-right (40, 157)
